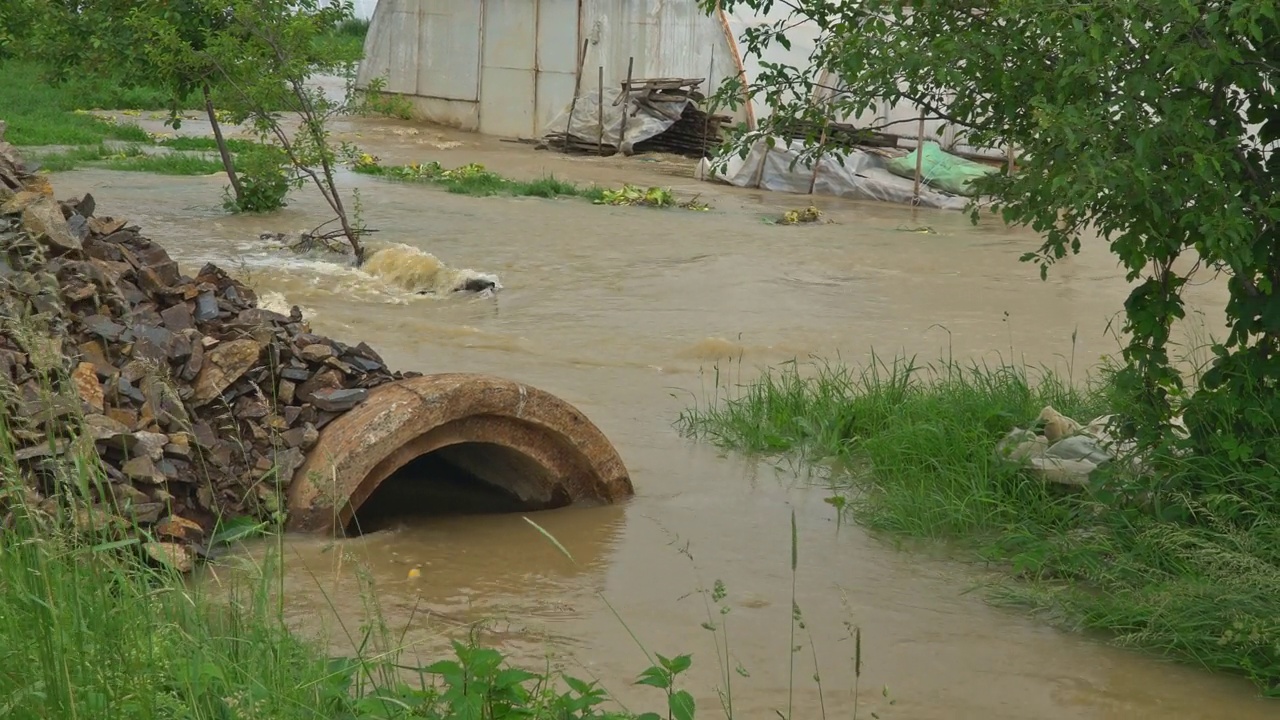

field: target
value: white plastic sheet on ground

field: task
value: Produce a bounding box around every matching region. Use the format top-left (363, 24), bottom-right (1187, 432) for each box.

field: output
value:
top-left (542, 89), bottom-right (692, 154)
top-left (695, 137), bottom-right (980, 211)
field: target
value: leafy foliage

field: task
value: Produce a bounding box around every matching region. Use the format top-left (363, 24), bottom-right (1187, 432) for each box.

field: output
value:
top-left (203, 0), bottom-right (363, 254)
top-left (705, 0), bottom-right (1280, 505)
top-left (226, 142), bottom-right (292, 213)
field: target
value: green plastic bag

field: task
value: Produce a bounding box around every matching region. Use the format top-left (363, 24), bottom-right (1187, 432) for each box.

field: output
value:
top-left (884, 141), bottom-right (997, 197)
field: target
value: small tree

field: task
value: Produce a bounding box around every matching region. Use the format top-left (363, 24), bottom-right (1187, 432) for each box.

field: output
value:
top-left (28, 0), bottom-right (250, 206)
top-left (142, 0), bottom-right (368, 260)
top-left (707, 0), bottom-right (1280, 497)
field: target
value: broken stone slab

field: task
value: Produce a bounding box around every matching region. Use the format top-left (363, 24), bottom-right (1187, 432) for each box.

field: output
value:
top-left (122, 455), bottom-right (164, 484)
top-left (85, 413), bottom-right (131, 442)
top-left (72, 507), bottom-right (128, 536)
top-left (126, 503), bottom-right (167, 525)
top-left (155, 515), bottom-right (204, 542)
top-left (88, 216), bottom-right (127, 236)
top-left (71, 361), bottom-right (105, 412)
top-left (309, 387), bottom-right (368, 412)
top-left (14, 440), bottom-right (69, 462)
top-left (160, 302), bottom-right (195, 333)
top-left (191, 338), bottom-right (262, 406)
top-left (281, 423), bottom-right (319, 450)
top-left (21, 196), bottom-right (82, 255)
top-left (133, 431), bottom-right (170, 461)
top-left (299, 343), bottom-right (336, 363)
top-left (144, 541), bottom-right (194, 573)
top-left (66, 213), bottom-right (89, 242)
top-left (82, 314), bottom-right (126, 342)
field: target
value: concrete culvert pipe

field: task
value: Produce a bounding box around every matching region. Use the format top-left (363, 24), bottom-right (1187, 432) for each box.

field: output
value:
top-left (285, 373), bottom-right (634, 534)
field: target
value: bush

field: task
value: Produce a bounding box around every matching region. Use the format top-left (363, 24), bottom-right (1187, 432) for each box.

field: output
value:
top-left (226, 143), bottom-right (293, 213)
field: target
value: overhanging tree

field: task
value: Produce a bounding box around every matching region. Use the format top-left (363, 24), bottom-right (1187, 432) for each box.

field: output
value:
top-left (706, 0), bottom-right (1280, 491)
top-left (138, 0), bottom-right (369, 260)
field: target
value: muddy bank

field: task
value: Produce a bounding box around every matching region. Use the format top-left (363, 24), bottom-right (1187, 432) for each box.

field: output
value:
top-left (0, 133), bottom-right (421, 567)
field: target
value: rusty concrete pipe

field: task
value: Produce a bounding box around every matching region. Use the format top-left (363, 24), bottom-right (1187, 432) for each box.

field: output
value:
top-left (285, 373), bottom-right (634, 534)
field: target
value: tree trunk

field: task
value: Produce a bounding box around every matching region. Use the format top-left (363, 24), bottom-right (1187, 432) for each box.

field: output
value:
top-left (203, 83), bottom-right (244, 204)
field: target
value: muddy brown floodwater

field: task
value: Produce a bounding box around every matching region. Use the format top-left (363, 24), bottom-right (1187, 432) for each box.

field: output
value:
top-left (52, 116), bottom-right (1272, 719)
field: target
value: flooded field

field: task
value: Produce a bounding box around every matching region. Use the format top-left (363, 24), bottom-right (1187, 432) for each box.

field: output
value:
top-left (47, 119), bottom-right (1270, 720)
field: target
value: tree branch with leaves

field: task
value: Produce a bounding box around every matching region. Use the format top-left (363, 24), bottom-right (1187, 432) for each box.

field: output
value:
top-left (707, 0), bottom-right (1280, 495)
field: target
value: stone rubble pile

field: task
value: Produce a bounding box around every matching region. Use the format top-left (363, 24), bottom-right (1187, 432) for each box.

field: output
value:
top-left (0, 124), bottom-right (417, 570)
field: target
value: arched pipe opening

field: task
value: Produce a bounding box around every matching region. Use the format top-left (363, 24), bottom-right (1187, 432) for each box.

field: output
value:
top-left (286, 374), bottom-right (634, 535)
top-left (350, 442), bottom-right (567, 535)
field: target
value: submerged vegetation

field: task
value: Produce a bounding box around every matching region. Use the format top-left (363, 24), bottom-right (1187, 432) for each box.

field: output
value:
top-left (32, 144), bottom-right (227, 175)
top-left (678, 356), bottom-right (1280, 695)
top-left (352, 157), bottom-right (710, 210)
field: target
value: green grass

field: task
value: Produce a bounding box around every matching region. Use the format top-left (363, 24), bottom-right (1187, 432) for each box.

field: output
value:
top-left (314, 17), bottom-right (369, 64)
top-left (353, 159), bottom-right (601, 200)
top-left (33, 145), bottom-right (227, 175)
top-left (158, 136), bottom-right (259, 153)
top-left (677, 355), bottom-right (1280, 696)
top-left (349, 160), bottom-right (717, 210)
top-left (0, 59), bottom-right (185, 146)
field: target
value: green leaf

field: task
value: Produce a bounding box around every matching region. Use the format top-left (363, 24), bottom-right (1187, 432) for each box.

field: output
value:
top-left (662, 654), bottom-right (693, 675)
top-left (635, 666), bottom-right (671, 690)
top-left (670, 690), bottom-right (696, 720)
top-left (493, 668), bottom-right (538, 689)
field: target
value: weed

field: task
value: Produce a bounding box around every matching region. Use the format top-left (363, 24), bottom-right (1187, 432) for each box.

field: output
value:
top-left (350, 76), bottom-right (415, 120)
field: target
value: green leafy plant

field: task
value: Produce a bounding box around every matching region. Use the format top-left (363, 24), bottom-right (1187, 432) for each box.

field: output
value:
top-left (634, 653), bottom-right (696, 720)
top-left (594, 185), bottom-right (709, 211)
top-left (350, 76), bottom-right (415, 120)
top-left (226, 142), bottom-right (293, 213)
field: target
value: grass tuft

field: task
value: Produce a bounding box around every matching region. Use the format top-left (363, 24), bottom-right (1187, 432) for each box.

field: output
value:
top-left (32, 145), bottom-right (227, 175)
top-left (678, 354), bottom-right (1280, 694)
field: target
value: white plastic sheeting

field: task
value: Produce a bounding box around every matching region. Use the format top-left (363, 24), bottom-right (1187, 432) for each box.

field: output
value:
top-left (542, 89), bottom-right (695, 153)
top-left (696, 138), bottom-right (978, 212)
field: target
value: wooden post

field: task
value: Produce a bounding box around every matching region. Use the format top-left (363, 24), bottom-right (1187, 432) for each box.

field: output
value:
top-left (597, 65), bottom-right (604, 155)
top-left (807, 68), bottom-right (833, 195)
top-left (563, 38), bottom-right (591, 152)
top-left (618, 56), bottom-right (635, 155)
top-left (912, 109), bottom-right (926, 206)
top-left (1006, 142), bottom-right (1016, 174)
top-left (702, 49), bottom-right (715, 159)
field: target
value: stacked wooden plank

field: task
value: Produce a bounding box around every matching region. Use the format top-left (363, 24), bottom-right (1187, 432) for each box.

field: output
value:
top-left (539, 77), bottom-right (727, 159)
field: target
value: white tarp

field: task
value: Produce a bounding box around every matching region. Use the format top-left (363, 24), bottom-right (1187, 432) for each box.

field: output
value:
top-left (696, 137), bottom-right (980, 211)
top-left (542, 88), bottom-right (694, 154)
